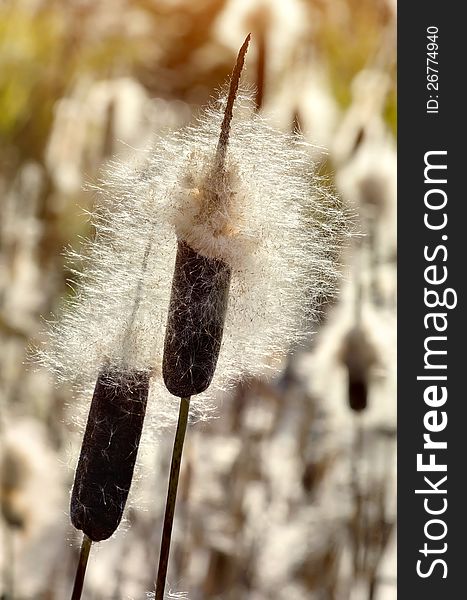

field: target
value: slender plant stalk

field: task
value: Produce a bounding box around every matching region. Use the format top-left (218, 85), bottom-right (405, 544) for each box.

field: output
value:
top-left (155, 396), bottom-right (191, 600)
top-left (215, 33), bottom-right (250, 170)
top-left (71, 534), bottom-right (92, 600)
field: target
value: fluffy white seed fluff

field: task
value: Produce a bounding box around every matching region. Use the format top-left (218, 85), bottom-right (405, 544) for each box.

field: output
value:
top-left (41, 91), bottom-right (348, 430)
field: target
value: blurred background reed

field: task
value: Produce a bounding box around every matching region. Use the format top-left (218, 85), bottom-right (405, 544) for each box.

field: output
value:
top-left (0, 0), bottom-right (396, 598)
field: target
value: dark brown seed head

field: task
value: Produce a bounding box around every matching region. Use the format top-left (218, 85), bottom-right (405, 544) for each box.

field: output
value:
top-left (339, 326), bottom-right (377, 414)
top-left (347, 374), bottom-right (368, 412)
top-left (70, 369), bottom-right (149, 541)
top-left (163, 241), bottom-right (231, 397)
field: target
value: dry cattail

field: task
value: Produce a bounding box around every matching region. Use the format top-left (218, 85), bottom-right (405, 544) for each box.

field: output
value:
top-left (70, 368), bottom-right (150, 541)
top-left (162, 35), bottom-right (250, 399)
top-left (156, 36), bottom-right (251, 600)
top-left (339, 326), bottom-right (377, 413)
top-left (154, 32), bottom-right (350, 598)
top-left (39, 31), bottom-right (349, 596)
top-left (64, 368), bottom-right (150, 599)
top-left (40, 44), bottom-right (347, 430)
top-left (163, 241), bottom-right (231, 397)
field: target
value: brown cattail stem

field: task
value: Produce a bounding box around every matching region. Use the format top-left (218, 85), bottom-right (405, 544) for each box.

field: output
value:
top-left (71, 534), bottom-right (92, 600)
top-left (155, 396), bottom-right (191, 600)
top-left (215, 33), bottom-right (251, 170)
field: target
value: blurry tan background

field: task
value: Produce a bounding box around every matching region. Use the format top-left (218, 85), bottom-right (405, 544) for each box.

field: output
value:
top-left (0, 0), bottom-right (396, 598)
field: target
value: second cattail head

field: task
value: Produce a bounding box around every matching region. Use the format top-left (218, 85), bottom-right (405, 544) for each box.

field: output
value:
top-left (339, 325), bottom-right (378, 412)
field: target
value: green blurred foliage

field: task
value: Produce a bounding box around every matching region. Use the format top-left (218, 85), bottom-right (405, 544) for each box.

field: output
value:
top-left (1, 0), bottom-right (396, 169)
top-left (0, 6), bottom-right (62, 160)
top-left (0, 2), bottom-right (144, 167)
top-left (305, 0), bottom-right (396, 135)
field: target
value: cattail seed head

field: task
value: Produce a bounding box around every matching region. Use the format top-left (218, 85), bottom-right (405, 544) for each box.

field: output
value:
top-left (70, 368), bottom-right (149, 541)
top-left (347, 375), bottom-right (368, 412)
top-left (163, 241), bottom-right (231, 397)
top-left (339, 326), bottom-right (377, 413)
top-left (41, 76), bottom-right (349, 430)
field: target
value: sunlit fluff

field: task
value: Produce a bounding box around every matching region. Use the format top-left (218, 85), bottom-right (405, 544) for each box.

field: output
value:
top-left (41, 91), bottom-right (348, 429)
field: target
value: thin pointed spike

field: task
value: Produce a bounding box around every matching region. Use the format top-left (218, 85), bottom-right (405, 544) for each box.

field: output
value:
top-left (216, 33), bottom-right (251, 169)
top-left (71, 535), bottom-right (92, 600)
